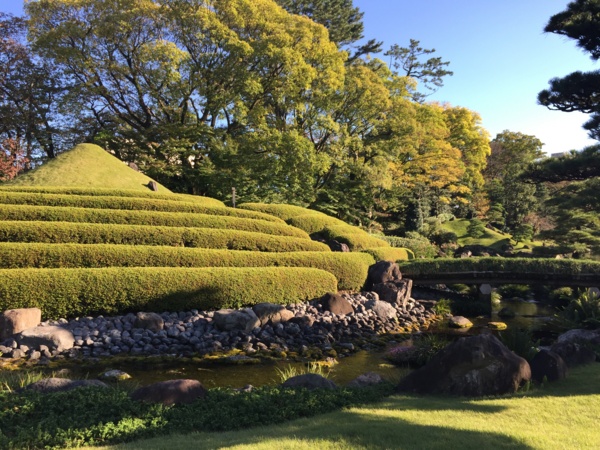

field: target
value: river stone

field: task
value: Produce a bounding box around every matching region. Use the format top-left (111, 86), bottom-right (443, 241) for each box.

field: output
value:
top-left (397, 334), bottom-right (531, 396)
top-left (366, 261), bottom-right (402, 290)
top-left (252, 303), bottom-right (294, 326)
top-left (282, 373), bottom-right (337, 390)
top-left (134, 312), bottom-right (164, 332)
top-left (487, 322), bottom-right (507, 330)
top-left (365, 299), bottom-right (397, 320)
top-left (24, 377), bottom-right (108, 393)
top-left (130, 379), bottom-right (207, 406)
top-left (318, 293), bottom-right (354, 316)
top-left (0, 308), bottom-right (42, 340)
top-left (448, 316), bottom-right (473, 329)
top-left (347, 372), bottom-right (384, 388)
top-left (530, 349), bottom-right (568, 383)
top-left (214, 308), bottom-right (260, 332)
top-left (372, 280), bottom-right (412, 309)
top-left (16, 326), bottom-right (75, 352)
top-left (100, 369), bottom-right (132, 381)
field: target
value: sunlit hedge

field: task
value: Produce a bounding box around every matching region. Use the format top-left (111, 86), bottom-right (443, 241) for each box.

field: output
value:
top-left (0, 192), bottom-right (282, 222)
top-left (361, 247), bottom-right (413, 262)
top-left (0, 204), bottom-right (308, 238)
top-left (0, 243), bottom-right (373, 291)
top-left (0, 267), bottom-right (338, 319)
top-left (0, 221), bottom-right (329, 252)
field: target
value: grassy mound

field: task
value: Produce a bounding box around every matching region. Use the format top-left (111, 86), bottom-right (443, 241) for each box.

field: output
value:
top-left (0, 267), bottom-right (338, 319)
top-left (0, 243), bottom-right (373, 291)
top-left (4, 143), bottom-right (171, 191)
top-left (240, 203), bottom-right (390, 251)
top-left (0, 221), bottom-right (328, 252)
top-left (0, 204), bottom-right (308, 238)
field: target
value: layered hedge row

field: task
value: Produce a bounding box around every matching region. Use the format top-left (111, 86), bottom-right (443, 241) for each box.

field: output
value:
top-left (0, 204), bottom-right (308, 238)
top-left (0, 243), bottom-right (373, 290)
top-left (0, 267), bottom-right (338, 319)
top-left (361, 247), bottom-right (413, 262)
top-left (399, 257), bottom-right (600, 276)
top-left (0, 185), bottom-right (225, 206)
top-left (383, 236), bottom-right (438, 259)
top-left (240, 203), bottom-right (390, 250)
top-left (0, 192), bottom-right (282, 223)
top-left (0, 221), bottom-right (329, 252)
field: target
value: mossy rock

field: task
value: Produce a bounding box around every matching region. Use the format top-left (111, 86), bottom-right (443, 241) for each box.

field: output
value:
top-left (488, 322), bottom-right (508, 331)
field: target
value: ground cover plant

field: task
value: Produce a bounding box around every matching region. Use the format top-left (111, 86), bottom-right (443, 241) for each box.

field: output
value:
top-left (28, 363), bottom-right (596, 450)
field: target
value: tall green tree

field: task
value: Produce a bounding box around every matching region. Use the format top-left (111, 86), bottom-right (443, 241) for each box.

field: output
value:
top-left (483, 131), bottom-right (544, 230)
top-left (538, 0), bottom-right (600, 139)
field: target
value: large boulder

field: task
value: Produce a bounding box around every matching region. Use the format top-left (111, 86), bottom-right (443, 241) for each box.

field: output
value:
top-left (530, 349), bottom-right (568, 383)
top-left (16, 326), bottom-right (74, 352)
top-left (365, 261), bottom-right (402, 290)
top-left (372, 279), bottom-right (412, 309)
top-left (366, 299), bottom-right (397, 320)
top-left (347, 372), bottom-right (385, 388)
top-left (397, 334), bottom-right (531, 396)
top-left (24, 378), bottom-right (108, 393)
top-left (134, 312), bottom-right (164, 332)
top-left (252, 303), bottom-right (294, 327)
top-left (282, 373), bottom-right (337, 390)
top-left (318, 293), bottom-right (354, 316)
top-left (550, 341), bottom-right (596, 367)
top-left (556, 329), bottom-right (600, 346)
top-left (0, 308), bottom-right (42, 340)
top-left (130, 379), bottom-right (207, 406)
top-left (213, 308), bottom-right (260, 332)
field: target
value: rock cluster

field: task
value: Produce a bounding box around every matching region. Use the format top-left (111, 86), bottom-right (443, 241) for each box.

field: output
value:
top-left (0, 292), bottom-right (435, 362)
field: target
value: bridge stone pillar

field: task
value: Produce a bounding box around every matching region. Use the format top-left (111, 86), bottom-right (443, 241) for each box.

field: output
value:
top-left (477, 284), bottom-right (493, 316)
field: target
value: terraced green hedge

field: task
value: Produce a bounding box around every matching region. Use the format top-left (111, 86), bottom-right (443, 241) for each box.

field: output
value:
top-left (383, 236), bottom-right (438, 259)
top-left (0, 192), bottom-right (282, 223)
top-left (0, 221), bottom-right (329, 252)
top-left (361, 247), bottom-right (414, 262)
top-left (0, 185), bottom-right (225, 206)
top-left (0, 243), bottom-right (373, 290)
top-left (399, 257), bottom-right (600, 276)
top-left (0, 204), bottom-right (308, 238)
top-left (0, 267), bottom-right (338, 319)
top-left (240, 203), bottom-right (390, 250)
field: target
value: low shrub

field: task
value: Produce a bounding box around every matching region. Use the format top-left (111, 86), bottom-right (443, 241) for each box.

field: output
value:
top-left (0, 185), bottom-right (225, 206)
top-left (548, 287), bottom-right (575, 308)
top-left (497, 284), bottom-right (531, 299)
top-left (382, 235), bottom-right (437, 259)
top-left (432, 298), bottom-right (453, 316)
top-left (361, 247), bottom-right (413, 262)
top-left (239, 202), bottom-right (320, 221)
top-left (558, 288), bottom-right (600, 329)
top-left (286, 213), bottom-right (341, 234)
top-left (0, 192), bottom-right (282, 223)
top-left (0, 204), bottom-right (309, 238)
top-left (0, 383), bottom-right (392, 449)
top-left (498, 328), bottom-right (540, 361)
top-left (0, 267), bottom-right (338, 319)
top-left (386, 334), bottom-right (450, 368)
top-left (466, 219), bottom-right (486, 238)
top-left (0, 244), bottom-right (373, 291)
top-left (321, 225), bottom-right (389, 251)
top-left (0, 221), bottom-right (328, 252)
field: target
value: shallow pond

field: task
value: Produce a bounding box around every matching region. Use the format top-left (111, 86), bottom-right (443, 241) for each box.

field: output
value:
top-left (46, 349), bottom-right (409, 389)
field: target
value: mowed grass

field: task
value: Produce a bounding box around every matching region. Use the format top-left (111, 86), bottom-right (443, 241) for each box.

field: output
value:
top-left (90, 364), bottom-right (600, 450)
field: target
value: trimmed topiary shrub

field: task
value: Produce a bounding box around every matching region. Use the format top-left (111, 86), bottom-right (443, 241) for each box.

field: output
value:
top-left (320, 225), bottom-right (389, 251)
top-left (361, 247), bottom-right (413, 262)
top-left (0, 185), bottom-right (225, 206)
top-left (0, 243), bottom-right (373, 291)
top-left (382, 235), bottom-right (437, 259)
top-left (0, 221), bottom-right (328, 252)
top-left (0, 192), bottom-right (282, 222)
top-left (0, 267), bottom-right (338, 319)
top-left (239, 203), bottom-right (321, 221)
top-left (0, 204), bottom-right (309, 238)
top-left (286, 213), bottom-right (341, 234)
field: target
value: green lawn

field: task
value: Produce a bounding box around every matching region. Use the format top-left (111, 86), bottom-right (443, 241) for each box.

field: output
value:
top-left (90, 363), bottom-right (600, 450)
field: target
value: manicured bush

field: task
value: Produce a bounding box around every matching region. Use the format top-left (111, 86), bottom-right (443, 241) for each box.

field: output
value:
top-left (0, 221), bottom-right (328, 252)
top-left (0, 191), bottom-right (282, 222)
top-left (286, 213), bottom-right (342, 234)
top-left (240, 202), bottom-right (322, 220)
top-left (0, 267), bottom-right (338, 319)
top-left (0, 244), bottom-right (373, 291)
top-left (0, 204), bottom-right (309, 238)
top-left (361, 247), bottom-right (413, 262)
top-left (383, 235), bottom-right (438, 259)
top-left (321, 225), bottom-right (390, 251)
top-left (0, 185), bottom-right (225, 206)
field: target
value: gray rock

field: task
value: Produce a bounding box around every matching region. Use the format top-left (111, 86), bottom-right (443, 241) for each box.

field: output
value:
top-left (130, 379), bottom-right (207, 406)
top-left (366, 299), bottom-right (397, 320)
top-left (252, 303), bottom-right (294, 326)
top-left (366, 261), bottom-right (402, 290)
top-left (16, 326), bottom-right (75, 352)
top-left (348, 372), bottom-right (384, 388)
top-left (318, 293), bottom-right (354, 316)
top-left (530, 349), bottom-right (568, 383)
top-left (282, 373), bottom-right (337, 390)
top-left (372, 280), bottom-right (412, 308)
top-left (24, 377), bottom-right (108, 393)
top-left (214, 308), bottom-right (261, 332)
top-left (448, 316), bottom-right (473, 329)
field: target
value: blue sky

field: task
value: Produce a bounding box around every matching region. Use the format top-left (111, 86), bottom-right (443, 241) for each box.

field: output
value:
top-left (354, 0), bottom-right (598, 155)
top-left (3, 0), bottom-right (598, 154)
